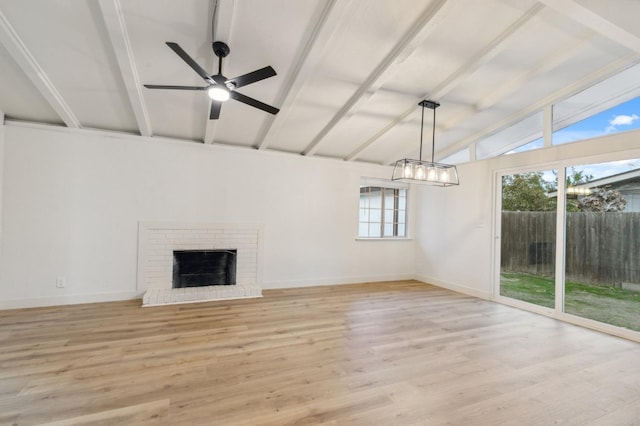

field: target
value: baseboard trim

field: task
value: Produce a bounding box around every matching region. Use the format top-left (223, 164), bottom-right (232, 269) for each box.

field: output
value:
top-left (414, 274), bottom-right (491, 300)
top-left (0, 291), bottom-right (139, 310)
top-left (263, 274), bottom-right (415, 289)
top-left (0, 274), bottom-right (478, 309)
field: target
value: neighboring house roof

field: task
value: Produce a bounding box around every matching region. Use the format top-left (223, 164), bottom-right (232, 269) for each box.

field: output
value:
top-left (548, 168), bottom-right (640, 198)
top-left (575, 168), bottom-right (640, 190)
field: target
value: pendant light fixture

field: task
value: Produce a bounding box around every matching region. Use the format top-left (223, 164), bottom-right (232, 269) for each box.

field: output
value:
top-left (391, 100), bottom-right (459, 186)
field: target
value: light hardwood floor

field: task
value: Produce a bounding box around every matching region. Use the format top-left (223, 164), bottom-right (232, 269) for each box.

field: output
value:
top-left (1, 281), bottom-right (639, 425)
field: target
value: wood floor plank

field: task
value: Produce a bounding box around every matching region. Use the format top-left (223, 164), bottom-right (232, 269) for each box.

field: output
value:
top-left (0, 280), bottom-right (638, 425)
top-left (38, 399), bottom-right (169, 426)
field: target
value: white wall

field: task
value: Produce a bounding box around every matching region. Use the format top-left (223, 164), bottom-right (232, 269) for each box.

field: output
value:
top-left (0, 124), bottom-right (415, 308)
top-left (0, 114), bottom-right (4, 256)
top-left (414, 130), bottom-right (640, 299)
top-left (414, 160), bottom-right (493, 298)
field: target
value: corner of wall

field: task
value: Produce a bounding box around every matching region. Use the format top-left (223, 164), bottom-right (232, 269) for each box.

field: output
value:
top-left (414, 274), bottom-right (491, 300)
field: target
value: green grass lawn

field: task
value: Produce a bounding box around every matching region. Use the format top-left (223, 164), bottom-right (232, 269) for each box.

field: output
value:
top-left (500, 272), bottom-right (640, 332)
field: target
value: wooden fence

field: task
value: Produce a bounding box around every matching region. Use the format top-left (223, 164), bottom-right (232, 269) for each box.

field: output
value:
top-left (501, 211), bottom-right (640, 286)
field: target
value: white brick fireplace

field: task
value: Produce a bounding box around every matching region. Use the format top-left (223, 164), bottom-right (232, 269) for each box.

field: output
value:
top-left (137, 222), bottom-right (263, 306)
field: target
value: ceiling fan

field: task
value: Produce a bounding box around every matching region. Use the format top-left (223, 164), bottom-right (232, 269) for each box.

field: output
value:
top-left (144, 41), bottom-right (279, 120)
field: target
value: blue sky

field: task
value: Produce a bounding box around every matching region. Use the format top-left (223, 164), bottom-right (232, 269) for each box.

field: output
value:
top-left (554, 96), bottom-right (640, 180)
top-left (553, 96), bottom-right (640, 145)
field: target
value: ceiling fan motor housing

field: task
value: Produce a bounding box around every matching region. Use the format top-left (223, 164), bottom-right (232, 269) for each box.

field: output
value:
top-left (213, 41), bottom-right (230, 58)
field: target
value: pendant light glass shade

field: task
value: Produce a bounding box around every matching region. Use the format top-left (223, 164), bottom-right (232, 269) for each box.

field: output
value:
top-left (391, 158), bottom-right (459, 186)
top-left (391, 100), bottom-right (459, 186)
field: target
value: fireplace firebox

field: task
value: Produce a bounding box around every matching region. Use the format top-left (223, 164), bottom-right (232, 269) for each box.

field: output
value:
top-left (172, 249), bottom-right (237, 288)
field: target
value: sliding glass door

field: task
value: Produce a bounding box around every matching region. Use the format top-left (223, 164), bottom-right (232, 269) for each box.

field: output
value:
top-left (563, 161), bottom-right (640, 332)
top-left (497, 161), bottom-right (640, 334)
top-left (499, 170), bottom-right (558, 309)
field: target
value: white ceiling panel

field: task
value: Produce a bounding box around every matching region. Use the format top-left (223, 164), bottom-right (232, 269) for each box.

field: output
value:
top-left (0, 39), bottom-right (61, 124)
top-left (357, 118), bottom-right (421, 165)
top-left (0, 0), bottom-right (138, 132)
top-left (577, 0), bottom-right (640, 40)
top-left (314, 89), bottom-right (416, 159)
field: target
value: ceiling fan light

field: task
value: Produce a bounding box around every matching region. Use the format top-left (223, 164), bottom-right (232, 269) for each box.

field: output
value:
top-left (208, 86), bottom-right (230, 102)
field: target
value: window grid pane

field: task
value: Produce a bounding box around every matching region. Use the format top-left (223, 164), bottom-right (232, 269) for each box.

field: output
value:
top-left (368, 223), bottom-right (382, 237)
top-left (359, 184), bottom-right (408, 238)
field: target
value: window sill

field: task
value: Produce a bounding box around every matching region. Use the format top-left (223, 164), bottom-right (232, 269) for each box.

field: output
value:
top-left (355, 237), bottom-right (413, 241)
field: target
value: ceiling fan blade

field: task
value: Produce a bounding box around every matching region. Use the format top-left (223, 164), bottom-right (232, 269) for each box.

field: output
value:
top-left (229, 91), bottom-right (279, 115)
top-left (144, 84), bottom-right (208, 90)
top-left (165, 42), bottom-right (214, 84)
top-left (227, 66), bottom-right (277, 89)
top-left (210, 101), bottom-right (222, 120)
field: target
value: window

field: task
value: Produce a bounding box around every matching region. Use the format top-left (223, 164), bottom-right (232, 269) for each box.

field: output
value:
top-left (359, 182), bottom-right (407, 238)
top-left (504, 137), bottom-right (543, 156)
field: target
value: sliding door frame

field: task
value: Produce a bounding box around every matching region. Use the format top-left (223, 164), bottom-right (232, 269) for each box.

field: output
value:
top-left (492, 163), bottom-right (564, 317)
top-left (492, 162), bottom-right (640, 343)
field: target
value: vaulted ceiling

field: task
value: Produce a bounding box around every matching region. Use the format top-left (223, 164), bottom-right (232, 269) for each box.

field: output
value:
top-left (1, 0), bottom-right (639, 165)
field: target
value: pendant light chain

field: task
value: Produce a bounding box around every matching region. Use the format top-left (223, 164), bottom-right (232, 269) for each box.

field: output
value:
top-left (431, 105), bottom-right (436, 164)
top-left (419, 103), bottom-right (425, 162)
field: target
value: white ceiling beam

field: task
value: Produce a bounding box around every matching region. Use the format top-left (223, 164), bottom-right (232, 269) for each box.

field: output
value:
top-left (256, 0), bottom-right (353, 151)
top-left (204, 0), bottom-right (234, 144)
top-left (543, 104), bottom-right (553, 148)
top-left (0, 9), bottom-right (80, 128)
top-left (468, 143), bottom-right (476, 162)
top-left (537, 0), bottom-right (640, 54)
top-left (301, 0), bottom-right (450, 157)
top-left (346, 2), bottom-right (543, 161)
top-left (98, 0), bottom-right (152, 137)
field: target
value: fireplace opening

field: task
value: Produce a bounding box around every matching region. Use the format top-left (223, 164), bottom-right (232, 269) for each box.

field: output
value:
top-left (172, 249), bottom-right (237, 288)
